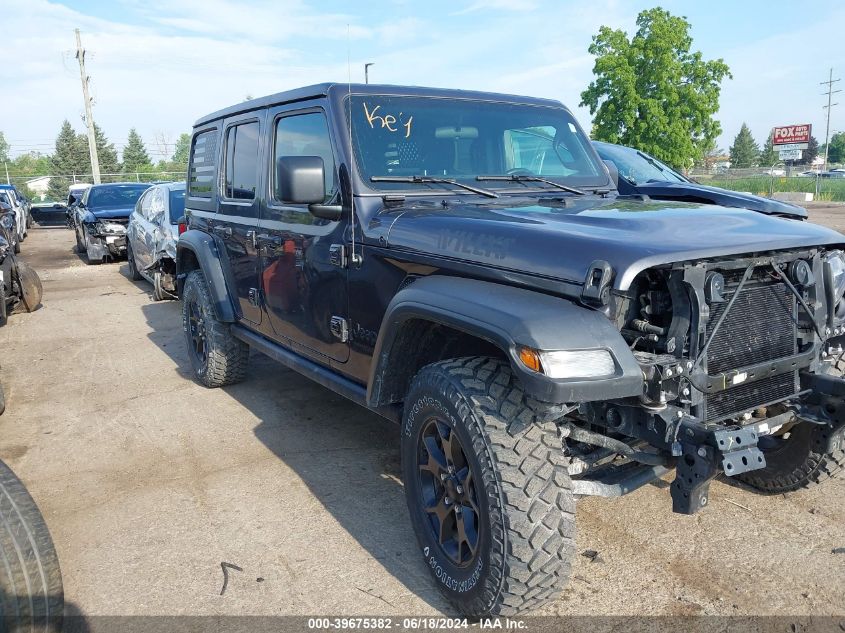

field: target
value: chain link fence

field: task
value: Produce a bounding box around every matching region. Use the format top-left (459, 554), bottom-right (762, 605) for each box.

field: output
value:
top-left (687, 167), bottom-right (845, 202)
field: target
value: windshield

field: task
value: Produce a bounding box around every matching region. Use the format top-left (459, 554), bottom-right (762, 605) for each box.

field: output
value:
top-left (87, 184), bottom-right (149, 210)
top-left (168, 188), bottom-right (186, 223)
top-left (348, 95), bottom-right (607, 192)
top-left (593, 142), bottom-right (687, 185)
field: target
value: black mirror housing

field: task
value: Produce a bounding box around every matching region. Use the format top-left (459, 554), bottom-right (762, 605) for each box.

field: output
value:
top-left (277, 156), bottom-right (326, 205)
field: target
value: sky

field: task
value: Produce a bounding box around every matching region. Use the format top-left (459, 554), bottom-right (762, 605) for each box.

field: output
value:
top-left (1, 0), bottom-right (842, 165)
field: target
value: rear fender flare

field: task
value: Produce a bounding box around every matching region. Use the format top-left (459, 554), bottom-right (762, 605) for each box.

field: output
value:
top-left (176, 229), bottom-right (236, 322)
top-left (368, 276), bottom-right (643, 406)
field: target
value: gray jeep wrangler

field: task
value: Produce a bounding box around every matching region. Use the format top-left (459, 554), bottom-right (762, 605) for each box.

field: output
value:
top-left (177, 83), bottom-right (845, 616)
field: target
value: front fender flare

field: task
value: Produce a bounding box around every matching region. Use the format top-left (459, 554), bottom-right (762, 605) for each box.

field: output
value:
top-left (368, 276), bottom-right (643, 405)
top-left (176, 230), bottom-right (236, 322)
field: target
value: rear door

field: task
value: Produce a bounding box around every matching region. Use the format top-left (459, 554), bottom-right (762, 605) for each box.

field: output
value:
top-left (130, 188), bottom-right (155, 271)
top-left (217, 112), bottom-right (266, 325)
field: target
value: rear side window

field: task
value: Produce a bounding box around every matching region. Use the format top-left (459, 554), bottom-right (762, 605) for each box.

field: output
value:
top-left (188, 130), bottom-right (217, 198)
top-left (224, 122), bottom-right (260, 200)
top-left (169, 189), bottom-right (186, 223)
top-left (273, 113), bottom-right (336, 202)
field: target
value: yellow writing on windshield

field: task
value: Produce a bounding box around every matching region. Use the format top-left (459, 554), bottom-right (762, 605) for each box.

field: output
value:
top-left (362, 102), bottom-right (413, 138)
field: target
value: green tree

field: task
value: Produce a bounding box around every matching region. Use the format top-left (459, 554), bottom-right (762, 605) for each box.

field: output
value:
top-left (122, 128), bottom-right (151, 173)
top-left (172, 133), bottom-right (190, 168)
top-left (759, 132), bottom-right (777, 167)
top-left (0, 131), bottom-right (8, 163)
top-left (580, 8), bottom-right (731, 169)
top-left (826, 132), bottom-right (845, 165)
top-left (92, 123), bottom-right (120, 175)
top-left (796, 135), bottom-right (819, 166)
top-left (47, 120), bottom-right (90, 199)
top-left (729, 123), bottom-right (759, 168)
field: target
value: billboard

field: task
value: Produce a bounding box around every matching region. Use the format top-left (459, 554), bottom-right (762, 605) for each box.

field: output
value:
top-left (773, 124), bottom-right (811, 146)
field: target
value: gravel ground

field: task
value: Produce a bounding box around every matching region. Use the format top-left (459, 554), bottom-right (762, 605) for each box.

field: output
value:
top-left (0, 220), bottom-right (843, 619)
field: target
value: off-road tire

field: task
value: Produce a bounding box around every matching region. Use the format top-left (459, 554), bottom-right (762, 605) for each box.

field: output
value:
top-left (126, 242), bottom-right (143, 281)
top-left (401, 357), bottom-right (575, 617)
top-left (0, 459), bottom-right (63, 631)
top-left (737, 421), bottom-right (844, 494)
top-left (739, 359), bottom-right (845, 493)
top-left (182, 269), bottom-right (248, 388)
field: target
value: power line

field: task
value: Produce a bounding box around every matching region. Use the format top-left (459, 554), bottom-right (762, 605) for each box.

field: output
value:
top-left (821, 67), bottom-right (841, 172)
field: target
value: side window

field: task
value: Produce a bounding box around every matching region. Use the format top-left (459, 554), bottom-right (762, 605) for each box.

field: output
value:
top-left (273, 113), bottom-right (336, 203)
top-left (223, 122), bottom-right (260, 200)
top-left (188, 129), bottom-right (217, 198)
top-left (137, 190), bottom-right (152, 219)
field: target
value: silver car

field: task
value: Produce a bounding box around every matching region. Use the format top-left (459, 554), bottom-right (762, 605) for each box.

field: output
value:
top-left (126, 182), bottom-right (186, 300)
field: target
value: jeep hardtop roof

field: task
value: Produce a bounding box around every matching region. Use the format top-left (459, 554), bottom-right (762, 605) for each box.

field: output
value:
top-left (193, 83), bottom-right (566, 128)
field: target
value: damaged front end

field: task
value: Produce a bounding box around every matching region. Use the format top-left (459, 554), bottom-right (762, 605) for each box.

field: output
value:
top-left (565, 249), bottom-right (845, 513)
top-left (85, 218), bottom-right (128, 261)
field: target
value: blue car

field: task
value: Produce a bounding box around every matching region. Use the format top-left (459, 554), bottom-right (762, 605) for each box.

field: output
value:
top-left (593, 141), bottom-right (807, 219)
top-left (72, 183), bottom-right (151, 264)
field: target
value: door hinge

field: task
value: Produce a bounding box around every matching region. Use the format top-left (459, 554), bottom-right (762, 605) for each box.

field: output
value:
top-left (330, 316), bottom-right (349, 342)
top-left (329, 244), bottom-right (362, 268)
top-left (329, 244), bottom-right (347, 268)
top-left (248, 288), bottom-right (259, 306)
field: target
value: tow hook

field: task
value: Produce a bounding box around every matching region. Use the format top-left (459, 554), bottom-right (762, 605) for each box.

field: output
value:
top-left (670, 415), bottom-right (766, 515)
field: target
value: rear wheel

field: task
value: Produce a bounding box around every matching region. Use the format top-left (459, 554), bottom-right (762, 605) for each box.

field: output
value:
top-left (182, 269), bottom-right (248, 387)
top-left (0, 459), bottom-right (63, 632)
top-left (401, 357), bottom-right (575, 617)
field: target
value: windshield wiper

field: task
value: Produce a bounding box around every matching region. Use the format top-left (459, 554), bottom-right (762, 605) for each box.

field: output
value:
top-left (370, 175), bottom-right (498, 199)
top-left (636, 151), bottom-right (667, 173)
top-left (475, 174), bottom-right (585, 195)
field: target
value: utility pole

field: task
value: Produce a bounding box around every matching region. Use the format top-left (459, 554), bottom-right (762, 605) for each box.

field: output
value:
top-left (75, 28), bottom-right (101, 184)
top-left (364, 62), bottom-right (374, 84)
top-left (821, 67), bottom-right (841, 172)
top-left (3, 162), bottom-right (9, 185)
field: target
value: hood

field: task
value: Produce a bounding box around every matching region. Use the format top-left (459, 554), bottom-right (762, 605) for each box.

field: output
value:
top-left (86, 206), bottom-right (134, 220)
top-left (633, 181), bottom-right (807, 218)
top-left (383, 197), bottom-right (844, 291)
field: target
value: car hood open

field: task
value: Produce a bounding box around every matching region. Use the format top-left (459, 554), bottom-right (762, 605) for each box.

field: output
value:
top-left (383, 196), bottom-right (844, 290)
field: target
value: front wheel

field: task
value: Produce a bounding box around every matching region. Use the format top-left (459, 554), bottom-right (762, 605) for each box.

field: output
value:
top-left (182, 269), bottom-right (249, 387)
top-left (401, 357), bottom-right (575, 617)
top-left (0, 459), bottom-right (63, 631)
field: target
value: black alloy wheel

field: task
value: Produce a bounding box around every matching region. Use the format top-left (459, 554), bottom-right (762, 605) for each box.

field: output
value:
top-left (417, 417), bottom-right (480, 567)
top-left (186, 295), bottom-right (208, 373)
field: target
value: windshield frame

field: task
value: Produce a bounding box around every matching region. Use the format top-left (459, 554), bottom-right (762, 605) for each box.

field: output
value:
top-left (342, 94), bottom-right (612, 197)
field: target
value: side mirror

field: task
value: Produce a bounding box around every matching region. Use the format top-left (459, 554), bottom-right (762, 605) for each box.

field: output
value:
top-left (277, 156), bottom-right (327, 205)
top-left (277, 156), bottom-right (342, 221)
top-left (602, 159), bottom-right (619, 189)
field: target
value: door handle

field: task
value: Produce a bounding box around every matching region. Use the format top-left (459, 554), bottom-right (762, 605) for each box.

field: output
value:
top-left (256, 233), bottom-right (282, 248)
top-left (212, 225), bottom-right (232, 237)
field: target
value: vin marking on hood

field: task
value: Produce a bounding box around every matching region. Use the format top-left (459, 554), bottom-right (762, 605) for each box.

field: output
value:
top-left (437, 229), bottom-right (515, 260)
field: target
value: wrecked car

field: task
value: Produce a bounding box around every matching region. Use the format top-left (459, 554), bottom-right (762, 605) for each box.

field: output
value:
top-left (72, 183), bottom-right (151, 264)
top-left (593, 140), bottom-right (808, 218)
top-left (126, 181), bottom-right (186, 300)
top-left (0, 200), bottom-right (42, 324)
top-left (177, 83), bottom-right (845, 617)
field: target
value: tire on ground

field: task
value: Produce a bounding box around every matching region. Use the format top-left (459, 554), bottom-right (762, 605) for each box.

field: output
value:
top-left (182, 269), bottom-right (248, 388)
top-left (126, 242), bottom-right (143, 281)
top-left (400, 357), bottom-right (575, 617)
top-left (0, 459), bottom-right (63, 632)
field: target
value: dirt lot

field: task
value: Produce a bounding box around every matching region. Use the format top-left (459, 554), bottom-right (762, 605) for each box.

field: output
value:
top-left (0, 218), bottom-right (843, 619)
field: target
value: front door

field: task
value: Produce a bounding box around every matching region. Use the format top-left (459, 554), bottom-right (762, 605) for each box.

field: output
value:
top-left (217, 113), bottom-right (265, 324)
top-left (258, 105), bottom-right (349, 363)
